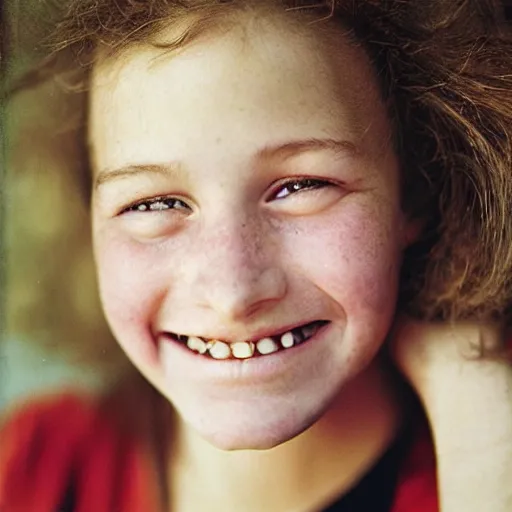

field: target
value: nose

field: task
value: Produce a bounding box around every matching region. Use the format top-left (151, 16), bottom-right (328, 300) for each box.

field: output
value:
top-left (186, 218), bottom-right (287, 322)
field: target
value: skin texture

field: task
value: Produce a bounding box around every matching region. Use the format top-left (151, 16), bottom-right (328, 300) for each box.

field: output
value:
top-left (90, 18), bottom-right (411, 452)
top-left (90, 11), bottom-right (415, 469)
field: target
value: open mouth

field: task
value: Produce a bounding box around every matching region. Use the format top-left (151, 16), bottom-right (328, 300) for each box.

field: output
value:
top-left (165, 320), bottom-right (330, 360)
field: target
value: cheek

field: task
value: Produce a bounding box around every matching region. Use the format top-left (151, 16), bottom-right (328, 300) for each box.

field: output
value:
top-left (93, 233), bottom-right (168, 347)
top-left (289, 203), bottom-right (402, 333)
top-left (339, 226), bottom-right (401, 314)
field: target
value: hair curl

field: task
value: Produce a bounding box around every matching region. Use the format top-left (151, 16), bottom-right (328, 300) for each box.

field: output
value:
top-left (9, 0), bottom-right (512, 325)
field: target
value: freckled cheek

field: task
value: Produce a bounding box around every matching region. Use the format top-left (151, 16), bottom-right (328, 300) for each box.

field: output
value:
top-left (288, 213), bottom-right (402, 323)
top-left (93, 235), bottom-right (172, 331)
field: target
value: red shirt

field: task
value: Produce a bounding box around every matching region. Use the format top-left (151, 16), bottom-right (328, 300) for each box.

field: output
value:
top-left (0, 394), bottom-right (438, 512)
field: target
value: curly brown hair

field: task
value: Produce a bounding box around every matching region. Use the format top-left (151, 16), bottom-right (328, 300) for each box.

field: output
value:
top-left (9, 0), bottom-right (512, 325)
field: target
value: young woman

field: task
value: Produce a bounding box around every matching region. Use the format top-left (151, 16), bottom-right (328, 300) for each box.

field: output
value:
top-left (2, 1), bottom-right (512, 511)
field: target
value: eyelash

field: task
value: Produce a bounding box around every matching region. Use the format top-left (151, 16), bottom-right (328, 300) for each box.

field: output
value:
top-left (124, 197), bottom-right (190, 213)
top-left (271, 178), bottom-right (330, 200)
top-left (123, 178), bottom-right (331, 213)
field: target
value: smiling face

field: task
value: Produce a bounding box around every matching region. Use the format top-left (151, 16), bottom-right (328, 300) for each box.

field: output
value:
top-left (90, 13), bottom-right (412, 450)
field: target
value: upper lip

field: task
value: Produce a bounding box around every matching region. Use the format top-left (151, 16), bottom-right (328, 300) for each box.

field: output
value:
top-left (162, 320), bottom-right (328, 344)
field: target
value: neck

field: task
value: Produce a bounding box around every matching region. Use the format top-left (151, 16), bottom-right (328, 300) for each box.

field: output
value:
top-left (166, 358), bottom-right (405, 512)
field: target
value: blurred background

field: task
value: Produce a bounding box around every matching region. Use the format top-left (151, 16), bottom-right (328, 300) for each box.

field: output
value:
top-left (2, 0), bottom-right (129, 415)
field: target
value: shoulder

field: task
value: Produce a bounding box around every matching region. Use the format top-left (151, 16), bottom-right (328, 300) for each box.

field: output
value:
top-left (0, 394), bottom-right (100, 511)
top-left (0, 389), bottom-right (160, 512)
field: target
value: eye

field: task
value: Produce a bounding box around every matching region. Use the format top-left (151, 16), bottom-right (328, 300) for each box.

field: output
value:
top-left (116, 195), bottom-right (192, 240)
top-left (122, 196), bottom-right (191, 214)
top-left (270, 178), bottom-right (331, 201)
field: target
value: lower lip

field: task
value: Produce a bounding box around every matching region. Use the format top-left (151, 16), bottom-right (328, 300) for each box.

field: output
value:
top-left (158, 322), bottom-right (333, 384)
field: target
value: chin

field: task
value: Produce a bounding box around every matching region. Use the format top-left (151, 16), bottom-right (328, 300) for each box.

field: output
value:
top-left (197, 418), bottom-right (316, 451)
top-left (178, 396), bottom-right (328, 452)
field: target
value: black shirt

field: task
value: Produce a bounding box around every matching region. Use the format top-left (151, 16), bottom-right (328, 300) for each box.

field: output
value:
top-left (322, 423), bottom-right (414, 512)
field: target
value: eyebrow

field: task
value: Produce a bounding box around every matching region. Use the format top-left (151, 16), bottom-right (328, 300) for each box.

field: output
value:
top-left (95, 163), bottom-right (181, 189)
top-left (94, 137), bottom-right (358, 189)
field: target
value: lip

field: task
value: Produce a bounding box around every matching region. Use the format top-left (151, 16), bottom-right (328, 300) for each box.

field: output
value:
top-left (158, 321), bottom-right (334, 384)
top-left (162, 319), bottom-right (326, 344)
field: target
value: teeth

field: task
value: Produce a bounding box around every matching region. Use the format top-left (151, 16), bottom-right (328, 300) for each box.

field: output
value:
top-left (280, 331), bottom-right (294, 349)
top-left (175, 322), bottom-right (327, 359)
top-left (256, 337), bottom-right (279, 355)
top-left (186, 336), bottom-right (208, 354)
top-left (207, 341), bottom-right (232, 360)
top-left (231, 341), bottom-right (255, 359)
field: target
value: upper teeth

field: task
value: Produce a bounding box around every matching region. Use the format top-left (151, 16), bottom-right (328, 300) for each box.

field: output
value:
top-left (256, 337), bottom-right (279, 355)
top-left (186, 336), bottom-right (208, 354)
top-left (207, 340), bottom-right (231, 360)
top-left (280, 331), bottom-right (294, 349)
top-left (178, 322), bottom-right (324, 359)
top-left (231, 341), bottom-right (255, 359)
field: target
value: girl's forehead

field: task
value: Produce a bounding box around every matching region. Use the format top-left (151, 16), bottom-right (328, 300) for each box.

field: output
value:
top-left (89, 14), bottom-right (390, 173)
top-left (92, 11), bottom-right (378, 113)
